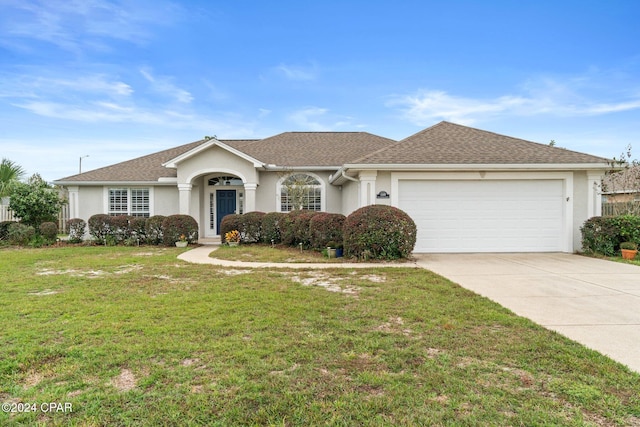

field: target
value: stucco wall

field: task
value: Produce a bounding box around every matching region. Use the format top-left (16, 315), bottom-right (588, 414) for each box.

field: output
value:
top-left (176, 146), bottom-right (258, 185)
top-left (77, 186), bottom-right (104, 221)
top-left (153, 186), bottom-right (179, 216)
top-left (340, 180), bottom-right (360, 216)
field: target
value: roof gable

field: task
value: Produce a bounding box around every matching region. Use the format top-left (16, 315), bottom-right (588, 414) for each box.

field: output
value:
top-left (163, 138), bottom-right (264, 168)
top-left (351, 121), bottom-right (610, 165)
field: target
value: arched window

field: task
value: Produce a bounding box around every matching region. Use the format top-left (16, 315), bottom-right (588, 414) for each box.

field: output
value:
top-left (278, 173), bottom-right (323, 212)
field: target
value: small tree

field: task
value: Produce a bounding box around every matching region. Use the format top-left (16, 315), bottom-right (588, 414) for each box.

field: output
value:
top-left (601, 145), bottom-right (640, 216)
top-left (8, 174), bottom-right (65, 229)
top-left (280, 172), bottom-right (317, 211)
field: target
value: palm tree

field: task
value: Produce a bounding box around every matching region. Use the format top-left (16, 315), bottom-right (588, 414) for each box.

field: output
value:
top-left (0, 158), bottom-right (26, 198)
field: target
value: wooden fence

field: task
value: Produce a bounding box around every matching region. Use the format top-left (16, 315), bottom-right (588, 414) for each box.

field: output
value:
top-left (0, 204), bottom-right (70, 233)
top-left (601, 202), bottom-right (640, 217)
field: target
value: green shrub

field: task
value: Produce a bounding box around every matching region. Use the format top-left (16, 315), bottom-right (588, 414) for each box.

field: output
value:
top-left (261, 212), bottom-right (286, 244)
top-left (145, 215), bottom-right (166, 245)
top-left (620, 241), bottom-right (638, 250)
top-left (580, 216), bottom-right (638, 256)
top-left (0, 220), bottom-right (17, 242)
top-left (67, 218), bottom-right (86, 243)
top-left (39, 221), bottom-right (58, 243)
top-left (109, 215), bottom-right (133, 243)
top-left (220, 214), bottom-right (243, 243)
top-left (241, 211), bottom-right (265, 243)
top-left (309, 213), bottom-right (346, 249)
top-left (280, 210), bottom-right (309, 246)
top-left (130, 217), bottom-right (147, 243)
top-left (88, 214), bottom-right (111, 244)
top-left (343, 205), bottom-right (416, 260)
top-left (292, 211), bottom-right (320, 248)
top-left (162, 215), bottom-right (198, 246)
top-left (7, 222), bottom-right (35, 246)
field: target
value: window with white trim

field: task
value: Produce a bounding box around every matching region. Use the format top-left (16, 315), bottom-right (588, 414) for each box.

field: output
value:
top-left (279, 173), bottom-right (322, 212)
top-left (108, 188), bottom-right (150, 217)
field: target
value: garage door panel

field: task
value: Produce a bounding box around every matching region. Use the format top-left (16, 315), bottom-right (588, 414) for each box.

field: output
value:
top-left (398, 180), bottom-right (564, 253)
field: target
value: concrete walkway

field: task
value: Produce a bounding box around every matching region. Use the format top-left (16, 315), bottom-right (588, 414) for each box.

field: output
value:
top-left (179, 244), bottom-right (640, 373)
top-left (178, 243), bottom-right (418, 269)
top-left (414, 253), bottom-right (640, 373)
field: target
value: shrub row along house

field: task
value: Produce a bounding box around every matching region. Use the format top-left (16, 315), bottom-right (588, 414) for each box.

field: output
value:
top-left (54, 121), bottom-right (610, 253)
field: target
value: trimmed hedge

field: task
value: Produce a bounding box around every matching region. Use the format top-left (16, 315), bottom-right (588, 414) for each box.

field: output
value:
top-left (343, 205), bottom-right (416, 260)
top-left (261, 212), bottom-right (286, 244)
top-left (8, 223), bottom-right (35, 246)
top-left (241, 211), bottom-right (265, 243)
top-left (281, 210), bottom-right (310, 246)
top-left (292, 211), bottom-right (321, 248)
top-left (67, 218), bottom-right (86, 243)
top-left (88, 214), bottom-right (111, 244)
top-left (309, 213), bottom-right (346, 249)
top-left (220, 214), bottom-right (243, 243)
top-left (581, 215), bottom-right (640, 256)
top-left (145, 215), bottom-right (166, 245)
top-left (162, 215), bottom-right (198, 246)
top-left (39, 221), bottom-right (58, 243)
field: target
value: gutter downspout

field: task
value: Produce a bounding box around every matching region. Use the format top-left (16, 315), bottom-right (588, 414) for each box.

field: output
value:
top-left (341, 170), bottom-right (359, 182)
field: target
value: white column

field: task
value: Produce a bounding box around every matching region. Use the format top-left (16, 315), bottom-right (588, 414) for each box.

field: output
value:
top-left (588, 172), bottom-right (603, 217)
top-left (244, 182), bottom-right (257, 212)
top-left (178, 184), bottom-right (192, 215)
top-left (358, 171), bottom-right (377, 207)
top-left (66, 186), bottom-right (79, 219)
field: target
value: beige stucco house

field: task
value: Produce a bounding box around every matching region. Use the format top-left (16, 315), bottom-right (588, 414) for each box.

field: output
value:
top-left (54, 121), bottom-right (610, 253)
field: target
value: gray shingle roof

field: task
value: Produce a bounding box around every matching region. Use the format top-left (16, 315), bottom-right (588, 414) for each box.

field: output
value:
top-left (352, 121), bottom-right (610, 165)
top-left (233, 132), bottom-right (396, 167)
top-left (55, 139), bottom-right (258, 182)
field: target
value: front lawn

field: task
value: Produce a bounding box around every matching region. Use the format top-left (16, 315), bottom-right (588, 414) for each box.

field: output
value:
top-left (1, 246), bottom-right (639, 426)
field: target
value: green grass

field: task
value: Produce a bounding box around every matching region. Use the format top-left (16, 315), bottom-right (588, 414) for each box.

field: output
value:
top-left (1, 246), bottom-right (639, 426)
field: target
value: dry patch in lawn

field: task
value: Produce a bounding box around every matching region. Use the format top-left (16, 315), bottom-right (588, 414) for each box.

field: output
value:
top-left (36, 264), bottom-right (143, 278)
top-left (109, 368), bottom-right (137, 392)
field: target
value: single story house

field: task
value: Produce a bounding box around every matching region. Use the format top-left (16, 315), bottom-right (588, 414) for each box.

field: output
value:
top-left (54, 121), bottom-right (610, 253)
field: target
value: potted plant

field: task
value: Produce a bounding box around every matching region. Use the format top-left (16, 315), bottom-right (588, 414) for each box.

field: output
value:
top-left (326, 241), bottom-right (337, 258)
top-left (225, 230), bottom-right (241, 246)
top-left (620, 241), bottom-right (638, 260)
top-left (175, 234), bottom-right (188, 248)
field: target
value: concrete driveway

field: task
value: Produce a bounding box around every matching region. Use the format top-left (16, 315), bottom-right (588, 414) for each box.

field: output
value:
top-left (413, 253), bottom-right (640, 373)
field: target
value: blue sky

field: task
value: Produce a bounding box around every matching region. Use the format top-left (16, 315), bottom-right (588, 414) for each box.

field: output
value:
top-left (1, 0), bottom-right (639, 182)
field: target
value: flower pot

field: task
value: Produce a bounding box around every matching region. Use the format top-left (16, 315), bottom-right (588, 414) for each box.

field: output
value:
top-left (621, 249), bottom-right (637, 260)
top-left (327, 248), bottom-right (336, 258)
top-left (175, 241), bottom-right (188, 248)
top-left (335, 248), bottom-right (343, 258)
top-left (228, 241), bottom-right (239, 247)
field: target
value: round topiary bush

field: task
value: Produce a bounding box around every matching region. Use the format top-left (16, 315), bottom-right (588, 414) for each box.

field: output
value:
top-left (241, 211), bottom-right (265, 243)
top-left (67, 218), bottom-right (86, 243)
top-left (343, 205), bottom-right (416, 260)
top-left (39, 221), bottom-right (58, 243)
top-left (162, 215), bottom-right (199, 246)
top-left (219, 214), bottom-right (243, 244)
top-left (145, 215), bottom-right (166, 245)
top-left (309, 213), bottom-right (346, 249)
top-left (292, 211), bottom-right (320, 248)
top-left (88, 214), bottom-right (111, 244)
top-left (280, 210), bottom-right (312, 246)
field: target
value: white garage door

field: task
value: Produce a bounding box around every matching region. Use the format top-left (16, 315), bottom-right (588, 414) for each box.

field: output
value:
top-left (398, 180), bottom-right (565, 253)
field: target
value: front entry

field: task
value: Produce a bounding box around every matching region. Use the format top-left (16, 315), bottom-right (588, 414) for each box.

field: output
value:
top-left (216, 190), bottom-right (236, 234)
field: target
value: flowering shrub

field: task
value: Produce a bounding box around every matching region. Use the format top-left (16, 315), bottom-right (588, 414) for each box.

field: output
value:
top-left (343, 205), bottom-right (416, 260)
top-left (225, 229), bottom-right (240, 243)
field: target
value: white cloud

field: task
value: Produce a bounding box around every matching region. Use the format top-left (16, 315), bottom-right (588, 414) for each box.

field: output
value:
top-left (140, 68), bottom-right (193, 104)
top-left (288, 107), bottom-right (330, 130)
top-left (390, 74), bottom-right (640, 125)
top-left (0, 0), bottom-right (181, 53)
top-left (274, 63), bottom-right (318, 81)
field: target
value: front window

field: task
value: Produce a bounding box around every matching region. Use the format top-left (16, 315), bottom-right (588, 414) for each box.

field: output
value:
top-left (108, 188), bottom-right (150, 217)
top-left (279, 173), bottom-right (322, 212)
